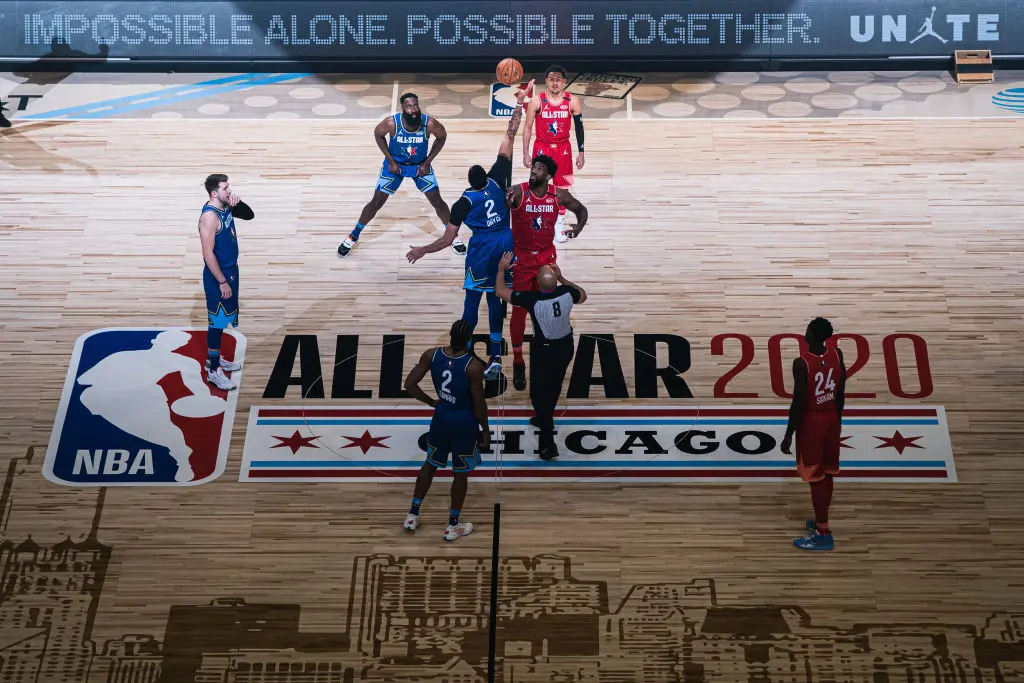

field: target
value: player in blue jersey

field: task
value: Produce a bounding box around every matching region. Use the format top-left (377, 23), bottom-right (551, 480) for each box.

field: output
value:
top-left (198, 174), bottom-right (253, 391)
top-left (338, 93), bottom-right (464, 257)
top-left (406, 80), bottom-right (535, 381)
top-left (403, 320), bottom-right (490, 542)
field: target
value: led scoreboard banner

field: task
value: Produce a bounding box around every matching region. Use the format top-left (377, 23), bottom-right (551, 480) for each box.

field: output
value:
top-left (1, 0), bottom-right (1021, 62)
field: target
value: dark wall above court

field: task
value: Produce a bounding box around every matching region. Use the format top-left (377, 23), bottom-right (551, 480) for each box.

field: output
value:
top-left (2, 0), bottom-right (1022, 71)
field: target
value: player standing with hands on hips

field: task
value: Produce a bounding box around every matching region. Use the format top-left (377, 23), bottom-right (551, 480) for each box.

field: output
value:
top-left (522, 65), bottom-right (585, 243)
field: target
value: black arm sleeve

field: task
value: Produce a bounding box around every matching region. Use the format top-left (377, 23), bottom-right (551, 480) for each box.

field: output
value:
top-left (449, 197), bottom-right (471, 227)
top-left (560, 284), bottom-right (583, 303)
top-left (488, 154), bottom-right (513, 190)
top-left (231, 201), bottom-right (255, 220)
top-left (510, 291), bottom-right (537, 312)
top-left (573, 114), bottom-right (584, 151)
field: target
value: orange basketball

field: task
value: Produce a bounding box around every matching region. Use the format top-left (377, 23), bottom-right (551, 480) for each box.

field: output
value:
top-left (496, 58), bottom-right (524, 86)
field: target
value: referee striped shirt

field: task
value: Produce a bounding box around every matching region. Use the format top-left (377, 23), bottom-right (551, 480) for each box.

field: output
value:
top-left (510, 285), bottom-right (582, 341)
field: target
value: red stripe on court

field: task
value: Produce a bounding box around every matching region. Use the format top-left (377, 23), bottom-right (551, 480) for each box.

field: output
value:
top-left (256, 407), bottom-right (938, 418)
top-left (246, 468), bottom-right (950, 479)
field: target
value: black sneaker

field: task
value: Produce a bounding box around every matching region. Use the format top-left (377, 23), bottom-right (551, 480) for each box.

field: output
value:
top-left (451, 237), bottom-right (467, 255)
top-left (538, 443), bottom-right (559, 461)
top-left (513, 363), bottom-right (526, 390)
top-left (0, 114), bottom-right (10, 129)
top-left (337, 235), bottom-right (356, 257)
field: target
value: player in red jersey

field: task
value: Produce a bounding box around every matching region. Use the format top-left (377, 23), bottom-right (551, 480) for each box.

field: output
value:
top-left (781, 317), bottom-right (847, 551)
top-left (522, 65), bottom-right (584, 244)
top-left (506, 153), bottom-right (588, 391)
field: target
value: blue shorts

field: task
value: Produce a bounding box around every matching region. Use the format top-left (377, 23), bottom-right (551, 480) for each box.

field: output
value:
top-left (426, 409), bottom-right (482, 473)
top-left (203, 266), bottom-right (239, 329)
top-left (376, 159), bottom-right (438, 195)
top-left (464, 229), bottom-right (514, 292)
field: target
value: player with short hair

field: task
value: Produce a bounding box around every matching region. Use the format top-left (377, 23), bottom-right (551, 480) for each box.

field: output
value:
top-left (522, 65), bottom-right (585, 243)
top-left (406, 80), bottom-right (535, 381)
top-left (403, 320), bottom-right (490, 542)
top-left (781, 317), bottom-right (847, 551)
top-left (339, 93), bottom-right (464, 257)
top-left (198, 173), bottom-right (253, 391)
top-left (506, 153), bottom-right (588, 390)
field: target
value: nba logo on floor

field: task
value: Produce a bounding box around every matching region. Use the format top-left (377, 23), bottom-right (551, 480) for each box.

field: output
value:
top-left (44, 328), bottom-right (246, 487)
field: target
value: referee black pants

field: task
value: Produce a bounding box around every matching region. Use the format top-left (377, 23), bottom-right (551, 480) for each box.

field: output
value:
top-left (529, 335), bottom-right (575, 447)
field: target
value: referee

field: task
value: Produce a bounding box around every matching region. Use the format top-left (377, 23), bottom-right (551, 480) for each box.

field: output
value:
top-left (496, 251), bottom-right (587, 460)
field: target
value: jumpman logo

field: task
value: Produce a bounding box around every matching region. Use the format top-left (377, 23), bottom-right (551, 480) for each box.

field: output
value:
top-left (76, 330), bottom-right (227, 483)
top-left (910, 6), bottom-right (948, 44)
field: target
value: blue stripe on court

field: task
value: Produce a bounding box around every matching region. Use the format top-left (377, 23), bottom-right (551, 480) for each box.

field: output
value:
top-left (255, 418), bottom-right (939, 427)
top-left (248, 459), bottom-right (949, 469)
top-left (22, 72), bottom-right (313, 120)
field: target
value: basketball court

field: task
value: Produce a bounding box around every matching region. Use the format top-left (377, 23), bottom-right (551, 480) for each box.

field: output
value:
top-left (2, 68), bottom-right (1024, 681)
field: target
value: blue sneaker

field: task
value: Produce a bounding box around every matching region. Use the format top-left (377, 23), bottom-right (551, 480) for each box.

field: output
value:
top-left (794, 530), bottom-right (834, 551)
top-left (484, 359), bottom-right (502, 381)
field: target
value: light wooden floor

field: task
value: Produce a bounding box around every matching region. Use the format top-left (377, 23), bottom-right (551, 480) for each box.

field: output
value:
top-left (2, 117), bottom-right (1024, 682)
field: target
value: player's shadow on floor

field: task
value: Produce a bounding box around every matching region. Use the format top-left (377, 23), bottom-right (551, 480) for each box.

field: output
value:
top-left (0, 121), bottom-right (99, 176)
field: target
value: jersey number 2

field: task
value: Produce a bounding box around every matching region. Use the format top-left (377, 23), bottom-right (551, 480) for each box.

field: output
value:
top-left (441, 370), bottom-right (452, 395)
top-left (814, 368), bottom-right (836, 396)
top-left (485, 199), bottom-right (497, 220)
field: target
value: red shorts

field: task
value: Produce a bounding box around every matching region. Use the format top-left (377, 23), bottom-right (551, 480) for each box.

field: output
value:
top-left (512, 245), bottom-right (557, 292)
top-left (532, 140), bottom-right (573, 188)
top-left (795, 412), bottom-right (841, 482)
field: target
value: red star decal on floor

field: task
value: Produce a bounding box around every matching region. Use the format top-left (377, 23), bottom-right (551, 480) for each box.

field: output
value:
top-left (839, 435), bottom-right (854, 449)
top-left (271, 430), bottom-right (320, 455)
top-left (874, 430), bottom-right (924, 455)
top-left (340, 430), bottom-right (391, 455)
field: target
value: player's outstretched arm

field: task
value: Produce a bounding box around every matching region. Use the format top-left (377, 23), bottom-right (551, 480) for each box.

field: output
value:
top-left (522, 89), bottom-right (540, 168)
top-left (495, 251), bottom-right (516, 303)
top-left (406, 224), bottom-right (459, 263)
top-left (404, 348), bottom-right (439, 408)
top-left (498, 80), bottom-right (534, 160)
top-left (467, 360), bottom-right (490, 450)
top-left (781, 358), bottom-right (807, 453)
top-left (407, 197), bottom-right (468, 262)
top-left (556, 189), bottom-right (588, 238)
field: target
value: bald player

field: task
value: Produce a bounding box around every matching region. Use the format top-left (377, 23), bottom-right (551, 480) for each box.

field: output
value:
top-left (496, 253), bottom-right (586, 461)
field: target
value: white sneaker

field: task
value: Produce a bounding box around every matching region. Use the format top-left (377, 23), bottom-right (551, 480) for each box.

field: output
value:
top-left (451, 236), bottom-right (467, 256)
top-left (206, 358), bottom-right (242, 372)
top-left (444, 521), bottom-right (473, 542)
top-left (554, 215), bottom-right (568, 243)
top-left (207, 366), bottom-right (237, 391)
top-left (403, 513), bottom-right (420, 532)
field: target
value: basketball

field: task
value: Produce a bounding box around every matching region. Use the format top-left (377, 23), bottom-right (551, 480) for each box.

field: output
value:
top-left (496, 58), bottom-right (524, 86)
